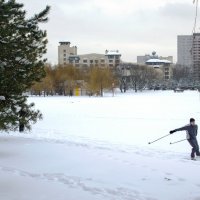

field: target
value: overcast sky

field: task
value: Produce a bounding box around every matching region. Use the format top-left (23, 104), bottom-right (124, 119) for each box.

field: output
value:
top-left (19, 0), bottom-right (198, 64)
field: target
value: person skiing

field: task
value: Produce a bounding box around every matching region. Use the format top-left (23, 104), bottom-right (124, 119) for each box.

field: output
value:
top-left (170, 118), bottom-right (200, 160)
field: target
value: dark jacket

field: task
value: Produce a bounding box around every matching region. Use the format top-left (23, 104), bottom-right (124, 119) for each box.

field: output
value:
top-left (174, 124), bottom-right (198, 140)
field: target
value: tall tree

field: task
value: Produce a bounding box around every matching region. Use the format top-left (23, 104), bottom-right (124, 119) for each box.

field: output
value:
top-left (172, 65), bottom-right (194, 87)
top-left (0, 0), bottom-right (50, 131)
top-left (87, 66), bottom-right (114, 96)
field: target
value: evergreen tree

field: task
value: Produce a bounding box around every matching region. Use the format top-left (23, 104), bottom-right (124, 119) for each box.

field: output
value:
top-left (0, 0), bottom-right (50, 131)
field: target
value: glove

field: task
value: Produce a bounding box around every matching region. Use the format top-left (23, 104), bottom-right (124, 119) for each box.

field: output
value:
top-left (170, 130), bottom-right (176, 134)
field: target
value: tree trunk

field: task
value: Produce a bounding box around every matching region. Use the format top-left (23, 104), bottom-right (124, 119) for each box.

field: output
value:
top-left (100, 83), bottom-right (103, 97)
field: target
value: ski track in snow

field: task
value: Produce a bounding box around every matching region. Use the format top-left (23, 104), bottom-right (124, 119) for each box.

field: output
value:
top-left (1, 133), bottom-right (200, 200)
top-left (0, 166), bottom-right (156, 200)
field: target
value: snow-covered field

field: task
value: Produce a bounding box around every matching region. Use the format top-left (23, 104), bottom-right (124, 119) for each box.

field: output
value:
top-left (1, 90), bottom-right (200, 200)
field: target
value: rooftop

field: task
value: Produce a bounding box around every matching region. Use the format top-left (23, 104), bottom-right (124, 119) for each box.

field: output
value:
top-left (105, 50), bottom-right (121, 56)
top-left (146, 59), bottom-right (171, 64)
top-left (59, 41), bottom-right (71, 45)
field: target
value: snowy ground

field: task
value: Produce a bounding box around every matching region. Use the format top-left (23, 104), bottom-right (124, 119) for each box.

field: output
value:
top-left (1, 90), bottom-right (200, 200)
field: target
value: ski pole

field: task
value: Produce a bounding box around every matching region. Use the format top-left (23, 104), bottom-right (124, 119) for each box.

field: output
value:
top-left (148, 134), bottom-right (171, 144)
top-left (170, 139), bottom-right (187, 145)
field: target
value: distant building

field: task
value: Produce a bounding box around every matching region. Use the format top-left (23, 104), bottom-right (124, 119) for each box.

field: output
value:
top-left (137, 51), bottom-right (173, 65)
top-left (58, 42), bottom-right (77, 65)
top-left (137, 55), bottom-right (150, 64)
top-left (136, 52), bottom-right (173, 80)
top-left (58, 42), bottom-right (121, 68)
top-left (192, 33), bottom-right (200, 81)
top-left (105, 50), bottom-right (121, 67)
top-left (177, 35), bottom-right (193, 67)
top-left (145, 58), bottom-right (172, 80)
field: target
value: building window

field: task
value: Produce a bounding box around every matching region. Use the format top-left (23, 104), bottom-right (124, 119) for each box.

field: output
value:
top-left (108, 55), bottom-right (114, 59)
top-left (109, 60), bottom-right (113, 63)
top-left (95, 60), bottom-right (98, 63)
top-left (83, 64), bottom-right (88, 68)
top-left (64, 58), bottom-right (66, 61)
top-left (63, 50), bottom-right (66, 53)
top-left (64, 54), bottom-right (66, 57)
top-left (115, 56), bottom-right (119, 59)
top-left (83, 59), bottom-right (87, 63)
top-left (101, 59), bottom-right (105, 63)
top-left (75, 60), bottom-right (79, 63)
top-left (109, 64), bottom-right (113, 67)
top-left (165, 68), bottom-right (169, 72)
top-left (90, 60), bottom-right (93, 64)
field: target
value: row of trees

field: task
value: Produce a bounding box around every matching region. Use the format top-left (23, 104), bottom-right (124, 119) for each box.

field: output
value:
top-left (31, 65), bottom-right (115, 97)
top-left (118, 64), bottom-right (199, 92)
top-left (31, 63), bottom-right (196, 97)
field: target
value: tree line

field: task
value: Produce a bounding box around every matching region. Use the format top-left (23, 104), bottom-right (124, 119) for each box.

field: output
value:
top-left (31, 63), bottom-right (196, 97)
top-left (31, 64), bottom-right (116, 97)
top-left (117, 63), bottom-right (163, 92)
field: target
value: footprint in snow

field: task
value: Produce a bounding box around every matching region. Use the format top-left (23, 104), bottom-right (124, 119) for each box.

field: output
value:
top-left (164, 177), bottom-right (172, 181)
top-left (177, 178), bottom-right (186, 182)
top-left (165, 172), bottom-right (172, 176)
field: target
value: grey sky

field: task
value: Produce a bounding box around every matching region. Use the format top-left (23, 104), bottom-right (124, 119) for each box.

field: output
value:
top-left (19, 0), bottom-right (198, 64)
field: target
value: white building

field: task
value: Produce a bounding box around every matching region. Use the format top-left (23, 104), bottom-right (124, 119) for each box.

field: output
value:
top-left (58, 42), bottom-right (121, 67)
top-left (137, 52), bottom-right (173, 65)
top-left (177, 35), bottom-right (193, 67)
top-left (145, 58), bottom-right (172, 80)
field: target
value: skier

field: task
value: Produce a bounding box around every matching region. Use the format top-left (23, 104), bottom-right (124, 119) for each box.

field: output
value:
top-left (170, 118), bottom-right (200, 160)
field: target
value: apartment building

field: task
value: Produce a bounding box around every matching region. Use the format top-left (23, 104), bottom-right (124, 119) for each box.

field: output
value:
top-left (177, 35), bottom-right (193, 67)
top-left (192, 33), bottom-right (200, 81)
top-left (58, 42), bottom-right (121, 67)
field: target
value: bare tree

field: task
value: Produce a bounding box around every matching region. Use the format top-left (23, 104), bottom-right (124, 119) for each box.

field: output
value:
top-left (129, 64), bottom-right (160, 92)
top-left (172, 65), bottom-right (194, 87)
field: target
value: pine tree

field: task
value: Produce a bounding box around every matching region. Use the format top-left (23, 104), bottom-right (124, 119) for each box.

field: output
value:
top-left (0, 0), bottom-right (50, 131)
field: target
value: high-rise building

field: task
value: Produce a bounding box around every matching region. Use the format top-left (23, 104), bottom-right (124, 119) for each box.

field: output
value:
top-left (192, 33), bottom-right (200, 81)
top-left (177, 35), bottom-right (193, 67)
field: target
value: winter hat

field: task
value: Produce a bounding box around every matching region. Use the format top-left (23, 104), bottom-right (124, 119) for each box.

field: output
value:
top-left (190, 118), bottom-right (195, 123)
